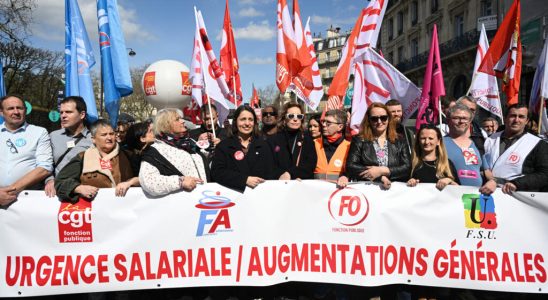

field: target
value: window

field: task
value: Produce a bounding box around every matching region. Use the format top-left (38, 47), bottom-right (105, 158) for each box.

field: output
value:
top-left (398, 46), bottom-right (404, 63)
top-left (316, 41), bottom-right (323, 51)
top-left (397, 12), bottom-right (404, 35)
top-left (339, 36), bottom-right (347, 46)
top-left (481, 0), bottom-right (492, 16)
top-left (431, 0), bottom-right (439, 14)
top-left (328, 39), bottom-right (335, 48)
top-left (411, 38), bottom-right (418, 57)
top-left (454, 14), bottom-right (464, 37)
top-left (411, 1), bottom-right (418, 25)
top-left (388, 18), bottom-right (394, 40)
top-left (388, 52), bottom-right (394, 64)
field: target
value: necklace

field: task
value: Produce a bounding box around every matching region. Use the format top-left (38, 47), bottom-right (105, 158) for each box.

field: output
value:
top-left (422, 159), bottom-right (437, 168)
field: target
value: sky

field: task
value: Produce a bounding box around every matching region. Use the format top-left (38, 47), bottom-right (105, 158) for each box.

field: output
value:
top-left (28, 0), bottom-right (363, 101)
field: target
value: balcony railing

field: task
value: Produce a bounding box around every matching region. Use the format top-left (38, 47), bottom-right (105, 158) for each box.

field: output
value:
top-left (395, 29), bottom-right (495, 73)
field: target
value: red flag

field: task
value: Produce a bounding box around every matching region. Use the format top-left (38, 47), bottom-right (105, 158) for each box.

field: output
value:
top-left (220, 0), bottom-right (242, 107)
top-left (328, 0), bottom-right (387, 98)
top-left (183, 98), bottom-right (202, 125)
top-left (291, 0), bottom-right (312, 76)
top-left (276, 0), bottom-right (295, 94)
top-left (250, 84), bottom-right (260, 109)
top-left (415, 24), bottom-right (445, 131)
top-left (478, 0), bottom-right (521, 105)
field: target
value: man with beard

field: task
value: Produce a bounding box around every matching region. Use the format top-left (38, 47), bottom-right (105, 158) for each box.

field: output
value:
top-left (386, 99), bottom-right (414, 156)
top-left (260, 105), bottom-right (278, 139)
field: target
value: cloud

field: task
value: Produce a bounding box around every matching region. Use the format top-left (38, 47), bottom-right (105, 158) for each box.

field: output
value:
top-left (310, 15), bottom-right (355, 27)
top-left (240, 56), bottom-right (274, 65)
top-left (238, 0), bottom-right (272, 5)
top-left (239, 7), bottom-right (264, 17)
top-left (233, 21), bottom-right (275, 41)
top-left (31, 0), bottom-right (153, 43)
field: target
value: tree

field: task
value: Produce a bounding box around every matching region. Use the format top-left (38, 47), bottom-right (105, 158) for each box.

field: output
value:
top-left (257, 84), bottom-right (280, 107)
top-left (0, 0), bottom-right (35, 44)
top-left (118, 65), bottom-right (155, 121)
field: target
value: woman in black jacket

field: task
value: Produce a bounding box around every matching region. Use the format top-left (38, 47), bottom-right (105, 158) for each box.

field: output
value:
top-left (268, 102), bottom-right (317, 180)
top-left (346, 103), bottom-right (410, 189)
top-left (211, 105), bottom-right (275, 192)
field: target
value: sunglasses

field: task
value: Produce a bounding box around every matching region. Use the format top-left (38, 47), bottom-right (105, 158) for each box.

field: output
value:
top-left (286, 114), bottom-right (304, 120)
top-left (263, 111), bottom-right (277, 117)
top-left (369, 115), bottom-right (389, 123)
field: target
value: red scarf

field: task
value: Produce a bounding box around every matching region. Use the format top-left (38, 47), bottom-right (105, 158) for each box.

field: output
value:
top-left (326, 132), bottom-right (342, 144)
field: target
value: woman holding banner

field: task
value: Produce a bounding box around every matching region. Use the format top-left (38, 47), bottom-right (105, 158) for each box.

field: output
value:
top-left (269, 102), bottom-right (317, 180)
top-left (55, 120), bottom-right (139, 202)
top-left (211, 105), bottom-right (275, 192)
top-left (139, 108), bottom-right (208, 196)
top-left (407, 125), bottom-right (459, 190)
top-left (345, 103), bottom-right (410, 189)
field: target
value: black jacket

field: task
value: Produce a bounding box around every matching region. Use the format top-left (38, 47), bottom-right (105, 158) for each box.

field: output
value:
top-left (511, 139), bottom-right (548, 192)
top-left (268, 129), bottom-right (317, 179)
top-left (345, 136), bottom-right (410, 182)
top-left (211, 135), bottom-right (276, 192)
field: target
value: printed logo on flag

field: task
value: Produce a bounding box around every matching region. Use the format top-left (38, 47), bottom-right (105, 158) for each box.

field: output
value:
top-left (328, 187), bottom-right (369, 232)
top-left (143, 71), bottom-right (157, 96)
top-left (181, 71), bottom-right (191, 96)
top-left (462, 194), bottom-right (497, 240)
top-left (196, 190), bottom-right (235, 237)
top-left (58, 198), bottom-right (93, 243)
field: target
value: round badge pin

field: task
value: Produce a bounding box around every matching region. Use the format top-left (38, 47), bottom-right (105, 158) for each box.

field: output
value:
top-left (234, 150), bottom-right (245, 160)
top-left (24, 101), bottom-right (32, 115)
top-left (196, 140), bottom-right (210, 149)
top-left (49, 110), bottom-right (60, 122)
top-left (15, 138), bottom-right (27, 147)
top-left (334, 159), bottom-right (343, 168)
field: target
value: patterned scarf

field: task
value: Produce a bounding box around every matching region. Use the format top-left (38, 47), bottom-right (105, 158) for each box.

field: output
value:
top-left (157, 133), bottom-right (197, 154)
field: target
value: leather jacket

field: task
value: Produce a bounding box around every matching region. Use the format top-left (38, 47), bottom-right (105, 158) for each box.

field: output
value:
top-left (345, 136), bottom-right (410, 182)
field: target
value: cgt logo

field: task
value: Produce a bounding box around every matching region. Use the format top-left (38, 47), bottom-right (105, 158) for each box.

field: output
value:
top-left (58, 198), bottom-right (93, 243)
top-left (196, 190), bottom-right (235, 237)
top-left (328, 187), bottom-right (369, 226)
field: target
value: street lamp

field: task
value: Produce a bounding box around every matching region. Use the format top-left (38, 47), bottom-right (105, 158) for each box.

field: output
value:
top-left (127, 48), bottom-right (136, 57)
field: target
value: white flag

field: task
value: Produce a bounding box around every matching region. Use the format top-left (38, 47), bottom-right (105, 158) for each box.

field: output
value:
top-left (468, 24), bottom-right (502, 119)
top-left (190, 7), bottom-right (232, 122)
top-left (350, 48), bottom-right (421, 134)
top-left (529, 37), bottom-right (548, 136)
top-left (302, 17), bottom-right (323, 110)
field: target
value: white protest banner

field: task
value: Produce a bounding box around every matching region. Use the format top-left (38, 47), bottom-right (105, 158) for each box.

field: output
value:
top-left (1, 181), bottom-right (547, 297)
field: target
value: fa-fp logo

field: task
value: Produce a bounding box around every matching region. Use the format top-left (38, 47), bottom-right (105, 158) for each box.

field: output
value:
top-left (328, 187), bottom-right (370, 226)
top-left (196, 190), bottom-right (235, 236)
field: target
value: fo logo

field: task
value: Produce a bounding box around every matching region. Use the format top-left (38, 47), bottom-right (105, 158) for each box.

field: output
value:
top-left (328, 187), bottom-right (369, 226)
top-left (196, 190), bottom-right (235, 236)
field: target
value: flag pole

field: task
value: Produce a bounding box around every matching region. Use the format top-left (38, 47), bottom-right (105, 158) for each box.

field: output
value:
top-left (438, 96), bottom-right (442, 127)
top-left (200, 62), bottom-right (217, 140)
top-left (539, 97), bottom-right (545, 136)
top-left (233, 75), bottom-right (237, 107)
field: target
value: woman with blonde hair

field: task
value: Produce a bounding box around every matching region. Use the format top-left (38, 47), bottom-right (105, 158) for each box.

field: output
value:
top-left (345, 103), bottom-right (410, 189)
top-left (407, 124), bottom-right (459, 190)
top-left (139, 108), bottom-right (208, 196)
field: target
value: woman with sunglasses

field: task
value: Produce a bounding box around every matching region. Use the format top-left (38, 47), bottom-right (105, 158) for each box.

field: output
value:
top-left (346, 103), bottom-right (410, 189)
top-left (269, 102), bottom-right (317, 180)
top-left (211, 106), bottom-right (276, 192)
top-left (407, 125), bottom-right (459, 190)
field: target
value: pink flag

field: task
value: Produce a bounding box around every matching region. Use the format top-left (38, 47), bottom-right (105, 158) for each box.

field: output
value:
top-left (415, 24), bottom-right (445, 131)
top-left (350, 48), bottom-right (421, 135)
top-left (468, 24), bottom-right (502, 119)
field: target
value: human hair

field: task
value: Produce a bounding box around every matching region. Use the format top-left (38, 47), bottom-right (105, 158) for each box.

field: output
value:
top-left (359, 103), bottom-right (398, 143)
top-left (278, 102), bottom-right (305, 131)
top-left (410, 125), bottom-right (455, 181)
top-left (482, 117), bottom-right (498, 125)
top-left (325, 109), bottom-right (347, 125)
top-left (262, 105), bottom-right (278, 115)
top-left (441, 97), bottom-right (456, 109)
top-left (125, 120), bottom-right (153, 151)
top-left (385, 99), bottom-right (402, 107)
top-left (200, 103), bottom-right (218, 117)
top-left (154, 108), bottom-right (183, 136)
top-left (60, 96), bottom-right (87, 114)
top-left (230, 105), bottom-right (260, 137)
top-left (0, 94), bottom-right (24, 110)
top-left (506, 103), bottom-right (530, 120)
top-left (447, 103), bottom-right (473, 120)
top-left (89, 119), bottom-right (113, 137)
top-left (456, 95), bottom-right (476, 105)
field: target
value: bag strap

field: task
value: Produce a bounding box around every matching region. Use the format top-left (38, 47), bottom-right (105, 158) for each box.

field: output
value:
top-left (56, 135), bottom-right (85, 166)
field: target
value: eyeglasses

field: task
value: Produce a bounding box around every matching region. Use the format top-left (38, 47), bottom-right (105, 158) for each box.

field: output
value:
top-left (263, 111), bottom-right (277, 117)
top-left (286, 114), bottom-right (304, 120)
top-left (6, 139), bottom-right (18, 154)
top-left (322, 120), bottom-right (341, 126)
top-left (369, 115), bottom-right (389, 123)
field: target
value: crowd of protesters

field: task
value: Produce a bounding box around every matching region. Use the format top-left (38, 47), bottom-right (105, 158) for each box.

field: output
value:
top-left (1, 93), bottom-right (548, 300)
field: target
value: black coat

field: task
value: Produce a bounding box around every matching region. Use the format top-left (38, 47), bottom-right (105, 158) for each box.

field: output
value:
top-left (345, 136), bottom-right (410, 182)
top-left (268, 129), bottom-right (317, 179)
top-left (211, 135), bottom-right (276, 192)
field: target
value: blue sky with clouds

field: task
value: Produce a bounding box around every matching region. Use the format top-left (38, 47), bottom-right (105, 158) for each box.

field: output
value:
top-left (29, 0), bottom-right (363, 100)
